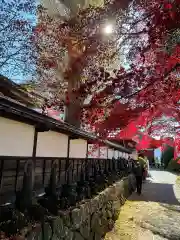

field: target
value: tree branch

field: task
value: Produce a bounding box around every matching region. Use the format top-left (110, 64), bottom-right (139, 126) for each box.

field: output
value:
top-left (122, 63), bottom-right (180, 100)
top-left (0, 47), bottom-right (24, 69)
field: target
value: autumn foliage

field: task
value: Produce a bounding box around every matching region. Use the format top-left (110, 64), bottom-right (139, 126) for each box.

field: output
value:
top-left (1, 0), bottom-right (180, 151)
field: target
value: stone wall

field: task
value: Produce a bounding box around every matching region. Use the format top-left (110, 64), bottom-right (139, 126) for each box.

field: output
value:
top-left (13, 174), bottom-right (135, 240)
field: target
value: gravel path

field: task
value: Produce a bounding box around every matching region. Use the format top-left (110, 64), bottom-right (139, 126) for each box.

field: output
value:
top-left (105, 170), bottom-right (180, 240)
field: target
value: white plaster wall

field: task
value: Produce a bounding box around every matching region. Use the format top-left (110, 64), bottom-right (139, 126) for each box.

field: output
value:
top-left (114, 150), bottom-right (119, 159)
top-left (131, 150), bottom-right (138, 160)
top-left (69, 139), bottom-right (87, 158)
top-left (88, 144), bottom-right (99, 158)
top-left (99, 146), bottom-right (108, 159)
top-left (108, 149), bottom-right (114, 159)
top-left (0, 117), bottom-right (34, 156)
top-left (36, 131), bottom-right (68, 157)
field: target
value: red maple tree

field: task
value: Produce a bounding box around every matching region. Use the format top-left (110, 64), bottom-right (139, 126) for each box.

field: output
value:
top-left (2, 0), bottom-right (180, 149)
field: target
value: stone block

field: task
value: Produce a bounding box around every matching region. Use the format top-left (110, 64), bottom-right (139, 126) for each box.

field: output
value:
top-left (51, 234), bottom-right (60, 240)
top-left (107, 185), bottom-right (117, 201)
top-left (59, 210), bottom-right (71, 227)
top-left (101, 205), bottom-right (107, 218)
top-left (20, 225), bottom-right (32, 239)
top-left (112, 200), bottom-right (121, 212)
top-left (71, 208), bottom-right (82, 229)
top-left (106, 210), bottom-right (113, 219)
top-left (119, 193), bottom-right (126, 205)
top-left (112, 208), bottom-right (120, 221)
top-left (106, 201), bottom-right (113, 213)
top-left (42, 222), bottom-right (52, 240)
top-left (84, 200), bottom-right (91, 215)
top-left (98, 193), bottom-right (104, 209)
top-left (111, 200), bottom-right (121, 221)
top-left (53, 217), bottom-right (66, 239)
top-left (108, 219), bottom-right (114, 231)
top-left (89, 231), bottom-right (95, 240)
top-left (101, 216), bottom-right (109, 234)
top-left (123, 178), bottom-right (130, 197)
top-left (94, 232), bottom-right (102, 240)
top-left (53, 225), bottom-right (73, 240)
top-left (80, 200), bottom-right (92, 222)
top-left (101, 189), bottom-right (109, 203)
top-left (91, 212), bottom-right (102, 234)
top-left (27, 226), bottom-right (42, 240)
top-left (80, 216), bottom-right (91, 239)
top-left (115, 180), bottom-right (124, 197)
top-left (91, 196), bottom-right (100, 212)
top-left (65, 228), bottom-right (74, 240)
top-left (79, 204), bottom-right (86, 223)
top-left (73, 232), bottom-right (84, 240)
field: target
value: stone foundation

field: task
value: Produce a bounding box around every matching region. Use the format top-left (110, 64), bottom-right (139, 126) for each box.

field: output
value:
top-left (11, 174), bottom-right (135, 240)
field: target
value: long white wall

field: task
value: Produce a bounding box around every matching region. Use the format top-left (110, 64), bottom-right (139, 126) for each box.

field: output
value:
top-left (69, 139), bottom-right (87, 158)
top-left (0, 116), bottom-right (127, 159)
top-left (130, 150), bottom-right (138, 160)
top-left (108, 148), bottom-right (114, 159)
top-left (36, 131), bottom-right (69, 157)
top-left (0, 117), bottom-right (34, 156)
top-left (114, 150), bottom-right (119, 159)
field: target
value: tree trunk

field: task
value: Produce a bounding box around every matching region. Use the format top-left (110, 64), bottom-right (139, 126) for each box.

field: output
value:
top-left (64, 74), bottom-right (82, 128)
top-left (64, 99), bottom-right (81, 127)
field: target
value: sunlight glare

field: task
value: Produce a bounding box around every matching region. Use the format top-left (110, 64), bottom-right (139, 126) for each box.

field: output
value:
top-left (103, 24), bottom-right (113, 34)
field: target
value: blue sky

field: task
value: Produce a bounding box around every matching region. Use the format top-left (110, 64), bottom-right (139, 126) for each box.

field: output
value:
top-left (0, 1), bottom-right (37, 83)
top-left (154, 148), bottom-right (161, 160)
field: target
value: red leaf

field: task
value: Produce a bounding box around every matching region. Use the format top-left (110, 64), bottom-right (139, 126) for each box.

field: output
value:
top-left (136, 135), bottom-right (152, 150)
top-left (118, 121), bottom-right (138, 139)
top-left (164, 3), bottom-right (172, 9)
top-left (174, 135), bottom-right (180, 159)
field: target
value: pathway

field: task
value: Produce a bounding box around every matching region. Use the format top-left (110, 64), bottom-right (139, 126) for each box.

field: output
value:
top-left (105, 169), bottom-right (180, 240)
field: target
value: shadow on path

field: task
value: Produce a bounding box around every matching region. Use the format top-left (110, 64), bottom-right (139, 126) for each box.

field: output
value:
top-left (129, 180), bottom-right (180, 206)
